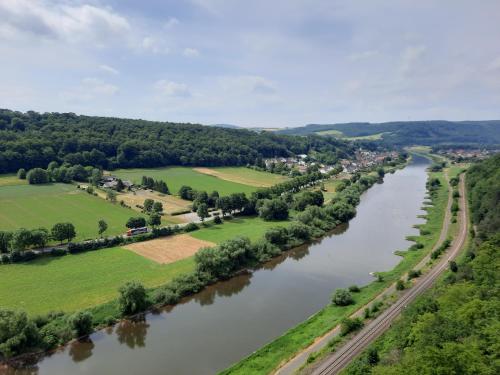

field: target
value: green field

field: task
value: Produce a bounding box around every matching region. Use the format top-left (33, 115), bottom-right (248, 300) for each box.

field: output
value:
top-left (0, 174), bottom-right (27, 187)
top-left (191, 216), bottom-right (292, 243)
top-left (113, 167), bottom-right (258, 196)
top-left (0, 248), bottom-right (195, 315)
top-left (0, 183), bottom-right (148, 241)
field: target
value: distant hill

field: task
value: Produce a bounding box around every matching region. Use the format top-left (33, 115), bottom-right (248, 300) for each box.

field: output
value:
top-left (278, 120), bottom-right (500, 146)
top-left (0, 109), bottom-right (354, 174)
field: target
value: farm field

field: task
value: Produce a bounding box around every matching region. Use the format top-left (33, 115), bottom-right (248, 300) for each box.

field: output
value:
top-left (0, 174), bottom-right (27, 187)
top-left (0, 183), bottom-right (150, 241)
top-left (113, 166), bottom-right (257, 196)
top-left (190, 215), bottom-right (292, 243)
top-left (193, 167), bottom-right (288, 187)
top-left (0, 247), bottom-right (195, 315)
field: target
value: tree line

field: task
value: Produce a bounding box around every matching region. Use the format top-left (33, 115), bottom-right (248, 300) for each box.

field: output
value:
top-left (0, 108), bottom-right (354, 174)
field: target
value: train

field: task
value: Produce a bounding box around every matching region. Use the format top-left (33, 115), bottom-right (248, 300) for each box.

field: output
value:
top-left (126, 227), bottom-right (149, 236)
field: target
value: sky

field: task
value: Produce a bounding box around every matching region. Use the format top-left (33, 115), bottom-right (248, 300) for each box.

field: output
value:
top-left (1, 0), bottom-right (500, 128)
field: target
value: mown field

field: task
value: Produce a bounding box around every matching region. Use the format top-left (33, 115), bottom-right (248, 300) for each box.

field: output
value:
top-left (195, 167), bottom-right (288, 187)
top-left (113, 166), bottom-right (258, 196)
top-left (0, 248), bottom-right (195, 315)
top-left (0, 174), bottom-right (27, 187)
top-left (190, 215), bottom-right (292, 243)
top-left (0, 183), bottom-right (149, 241)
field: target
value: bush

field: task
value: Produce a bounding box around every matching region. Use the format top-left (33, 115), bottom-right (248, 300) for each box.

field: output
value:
top-left (396, 279), bottom-right (405, 290)
top-left (332, 288), bottom-right (354, 306)
top-left (264, 227), bottom-right (290, 246)
top-left (183, 223), bottom-right (199, 232)
top-left (0, 309), bottom-right (40, 358)
top-left (288, 222), bottom-right (312, 241)
top-left (27, 168), bottom-right (49, 184)
top-left (118, 281), bottom-right (148, 316)
top-left (151, 289), bottom-right (180, 305)
top-left (0, 253), bottom-right (9, 264)
top-left (340, 317), bottom-right (363, 336)
top-left (251, 239), bottom-right (281, 262)
top-left (348, 285), bottom-right (360, 293)
top-left (68, 311), bottom-right (93, 337)
top-left (214, 216), bottom-right (223, 224)
top-left (408, 269), bottom-right (422, 280)
top-left (17, 168), bottom-right (26, 179)
top-left (258, 198), bottom-right (289, 221)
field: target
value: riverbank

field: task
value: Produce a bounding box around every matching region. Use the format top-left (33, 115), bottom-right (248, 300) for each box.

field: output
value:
top-left (220, 159), bottom-right (450, 375)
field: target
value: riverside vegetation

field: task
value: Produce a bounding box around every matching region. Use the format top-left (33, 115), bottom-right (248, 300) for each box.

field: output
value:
top-left (220, 157), bottom-right (451, 375)
top-left (341, 153), bottom-right (499, 375)
top-left (0, 159), bottom-right (395, 361)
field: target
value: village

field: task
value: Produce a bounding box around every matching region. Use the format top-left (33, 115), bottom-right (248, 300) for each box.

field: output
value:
top-left (263, 149), bottom-right (400, 175)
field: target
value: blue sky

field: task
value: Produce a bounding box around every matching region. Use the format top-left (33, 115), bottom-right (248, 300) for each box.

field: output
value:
top-left (1, 0), bottom-right (499, 127)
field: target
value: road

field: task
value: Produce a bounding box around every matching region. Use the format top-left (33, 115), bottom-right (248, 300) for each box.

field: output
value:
top-left (310, 173), bottom-right (468, 375)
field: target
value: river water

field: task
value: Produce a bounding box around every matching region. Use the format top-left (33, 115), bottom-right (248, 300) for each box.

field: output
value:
top-left (8, 155), bottom-right (429, 375)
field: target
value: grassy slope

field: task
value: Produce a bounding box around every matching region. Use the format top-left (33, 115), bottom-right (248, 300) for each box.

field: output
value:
top-left (202, 167), bottom-right (289, 187)
top-left (113, 167), bottom-right (257, 196)
top-left (0, 248), bottom-right (195, 315)
top-left (0, 183), bottom-right (147, 241)
top-left (220, 170), bottom-right (449, 375)
top-left (190, 216), bottom-right (292, 243)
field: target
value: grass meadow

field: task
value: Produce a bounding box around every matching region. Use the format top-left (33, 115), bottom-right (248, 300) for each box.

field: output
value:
top-left (0, 247), bottom-right (195, 315)
top-left (0, 183), bottom-right (148, 241)
top-left (113, 166), bottom-right (258, 196)
top-left (190, 215), bottom-right (292, 243)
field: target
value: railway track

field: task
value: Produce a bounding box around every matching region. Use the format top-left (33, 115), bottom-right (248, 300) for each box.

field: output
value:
top-left (312, 174), bottom-right (468, 375)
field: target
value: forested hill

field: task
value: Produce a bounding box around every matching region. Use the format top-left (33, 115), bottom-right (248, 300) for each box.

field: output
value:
top-left (278, 120), bottom-right (500, 146)
top-left (0, 109), bottom-right (353, 174)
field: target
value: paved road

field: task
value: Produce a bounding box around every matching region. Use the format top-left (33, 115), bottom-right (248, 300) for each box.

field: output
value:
top-left (275, 171), bottom-right (454, 375)
top-left (310, 173), bottom-right (468, 375)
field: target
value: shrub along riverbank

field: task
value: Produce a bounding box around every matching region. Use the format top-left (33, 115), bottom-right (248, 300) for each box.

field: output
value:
top-left (219, 166), bottom-right (450, 375)
top-left (0, 170), bottom-right (384, 362)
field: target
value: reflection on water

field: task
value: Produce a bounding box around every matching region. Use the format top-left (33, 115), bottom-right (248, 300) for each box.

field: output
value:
top-left (115, 318), bottom-right (149, 349)
top-left (69, 339), bottom-right (94, 363)
top-left (7, 155), bottom-right (429, 375)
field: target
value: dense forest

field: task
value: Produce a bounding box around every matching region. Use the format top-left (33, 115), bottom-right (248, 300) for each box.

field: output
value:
top-left (279, 120), bottom-right (500, 146)
top-left (345, 154), bottom-right (500, 375)
top-left (0, 109), bottom-right (353, 174)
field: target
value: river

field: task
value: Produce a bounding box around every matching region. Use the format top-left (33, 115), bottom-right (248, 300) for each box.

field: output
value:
top-left (8, 155), bottom-right (429, 375)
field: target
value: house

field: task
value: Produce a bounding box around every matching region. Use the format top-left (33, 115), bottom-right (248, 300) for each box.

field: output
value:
top-left (99, 175), bottom-right (134, 190)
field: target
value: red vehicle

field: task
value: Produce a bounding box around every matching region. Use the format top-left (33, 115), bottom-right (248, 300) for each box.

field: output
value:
top-left (126, 227), bottom-right (148, 236)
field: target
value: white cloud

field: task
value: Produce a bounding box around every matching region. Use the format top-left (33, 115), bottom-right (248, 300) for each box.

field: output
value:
top-left (164, 17), bottom-right (180, 29)
top-left (99, 64), bottom-right (119, 75)
top-left (220, 75), bottom-right (276, 95)
top-left (141, 36), bottom-right (169, 54)
top-left (348, 50), bottom-right (379, 62)
top-left (183, 47), bottom-right (200, 57)
top-left (400, 45), bottom-right (427, 74)
top-left (82, 78), bottom-right (119, 95)
top-left (0, 0), bottom-right (130, 45)
top-left (487, 57), bottom-right (500, 71)
top-left (154, 80), bottom-right (191, 97)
